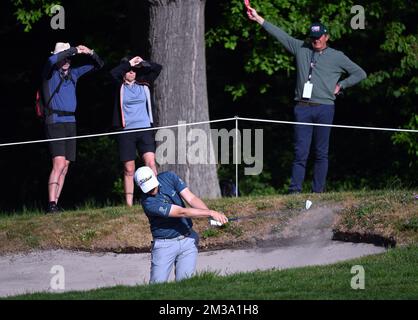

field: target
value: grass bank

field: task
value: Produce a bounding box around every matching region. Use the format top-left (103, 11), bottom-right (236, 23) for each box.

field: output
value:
top-left (0, 190), bottom-right (416, 255)
top-left (332, 190), bottom-right (418, 246)
top-left (0, 196), bottom-right (287, 254)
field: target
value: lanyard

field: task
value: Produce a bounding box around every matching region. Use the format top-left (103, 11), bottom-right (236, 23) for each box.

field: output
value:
top-left (307, 50), bottom-right (316, 82)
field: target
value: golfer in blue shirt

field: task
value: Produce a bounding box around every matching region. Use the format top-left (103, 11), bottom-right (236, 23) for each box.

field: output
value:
top-left (135, 166), bottom-right (228, 283)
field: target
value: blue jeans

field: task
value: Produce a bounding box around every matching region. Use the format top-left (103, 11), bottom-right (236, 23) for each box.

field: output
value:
top-left (289, 104), bottom-right (335, 193)
top-left (150, 232), bottom-right (199, 283)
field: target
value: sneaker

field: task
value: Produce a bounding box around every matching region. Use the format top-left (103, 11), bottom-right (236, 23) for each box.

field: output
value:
top-left (46, 202), bottom-right (60, 214)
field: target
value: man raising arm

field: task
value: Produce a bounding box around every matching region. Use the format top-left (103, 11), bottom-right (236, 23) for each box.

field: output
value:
top-left (246, 6), bottom-right (366, 194)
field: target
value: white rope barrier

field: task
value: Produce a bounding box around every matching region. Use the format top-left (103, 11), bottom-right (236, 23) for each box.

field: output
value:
top-left (0, 116), bottom-right (416, 148)
top-left (0, 118), bottom-right (236, 147)
top-left (237, 117), bottom-right (418, 133)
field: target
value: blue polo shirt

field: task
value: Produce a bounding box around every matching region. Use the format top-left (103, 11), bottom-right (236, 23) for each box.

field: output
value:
top-left (140, 171), bottom-right (193, 239)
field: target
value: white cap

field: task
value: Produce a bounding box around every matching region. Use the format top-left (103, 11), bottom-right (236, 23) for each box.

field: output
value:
top-left (52, 42), bottom-right (71, 54)
top-left (134, 166), bottom-right (159, 193)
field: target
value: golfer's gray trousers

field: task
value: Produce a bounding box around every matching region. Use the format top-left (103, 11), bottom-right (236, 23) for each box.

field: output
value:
top-left (150, 234), bottom-right (198, 283)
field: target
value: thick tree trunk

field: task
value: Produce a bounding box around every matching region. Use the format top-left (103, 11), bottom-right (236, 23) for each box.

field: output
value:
top-left (148, 0), bottom-right (221, 198)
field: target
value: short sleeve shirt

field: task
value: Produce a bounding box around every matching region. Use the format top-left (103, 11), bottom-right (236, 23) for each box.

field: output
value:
top-left (140, 171), bottom-right (193, 239)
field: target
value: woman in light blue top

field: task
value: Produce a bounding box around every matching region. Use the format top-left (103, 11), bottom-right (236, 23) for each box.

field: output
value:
top-left (111, 56), bottom-right (162, 206)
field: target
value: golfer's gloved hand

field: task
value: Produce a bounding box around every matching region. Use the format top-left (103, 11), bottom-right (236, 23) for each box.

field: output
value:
top-left (210, 211), bottom-right (229, 225)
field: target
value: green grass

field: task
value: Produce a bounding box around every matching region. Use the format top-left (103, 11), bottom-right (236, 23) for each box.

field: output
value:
top-left (5, 246), bottom-right (418, 300)
top-left (200, 228), bottom-right (221, 239)
top-left (398, 217), bottom-right (418, 232)
top-left (1, 191), bottom-right (417, 300)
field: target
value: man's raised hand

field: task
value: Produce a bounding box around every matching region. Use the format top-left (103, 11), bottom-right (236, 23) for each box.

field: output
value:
top-left (246, 6), bottom-right (265, 25)
top-left (76, 45), bottom-right (93, 55)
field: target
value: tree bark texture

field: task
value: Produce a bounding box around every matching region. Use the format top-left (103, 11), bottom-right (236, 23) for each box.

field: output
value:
top-left (148, 0), bottom-right (221, 198)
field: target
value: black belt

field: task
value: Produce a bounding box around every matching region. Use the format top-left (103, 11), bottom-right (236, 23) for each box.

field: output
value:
top-left (47, 108), bottom-right (76, 116)
top-left (297, 100), bottom-right (322, 106)
top-left (155, 231), bottom-right (191, 241)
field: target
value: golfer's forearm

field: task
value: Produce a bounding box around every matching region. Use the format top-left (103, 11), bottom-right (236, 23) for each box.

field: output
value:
top-left (188, 196), bottom-right (209, 210)
top-left (172, 207), bottom-right (213, 219)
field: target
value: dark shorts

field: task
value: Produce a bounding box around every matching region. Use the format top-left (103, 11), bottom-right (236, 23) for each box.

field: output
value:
top-left (117, 129), bottom-right (156, 162)
top-left (45, 122), bottom-right (77, 162)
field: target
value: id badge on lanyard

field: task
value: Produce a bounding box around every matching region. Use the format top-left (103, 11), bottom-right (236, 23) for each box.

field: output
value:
top-left (303, 52), bottom-right (316, 99)
top-left (302, 81), bottom-right (313, 99)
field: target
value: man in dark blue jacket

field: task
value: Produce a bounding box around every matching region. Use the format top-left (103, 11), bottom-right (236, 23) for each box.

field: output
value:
top-left (43, 42), bottom-right (104, 213)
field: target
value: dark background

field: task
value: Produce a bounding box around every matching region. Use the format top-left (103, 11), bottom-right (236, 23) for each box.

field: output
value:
top-left (0, 1), bottom-right (416, 212)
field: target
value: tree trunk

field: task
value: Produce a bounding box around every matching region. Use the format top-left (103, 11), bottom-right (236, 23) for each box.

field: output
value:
top-left (148, 0), bottom-right (221, 198)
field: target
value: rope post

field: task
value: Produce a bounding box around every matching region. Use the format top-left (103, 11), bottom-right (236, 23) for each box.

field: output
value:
top-left (235, 116), bottom-right (239, 198)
